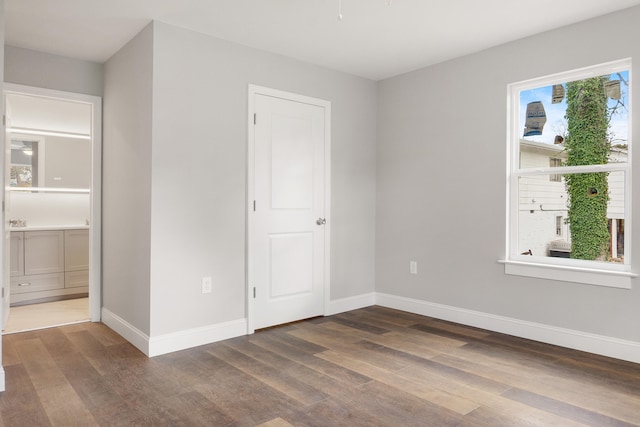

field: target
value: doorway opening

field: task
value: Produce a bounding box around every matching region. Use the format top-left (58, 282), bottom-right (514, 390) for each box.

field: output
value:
top-left (2, 84), bottom-right (102, 334)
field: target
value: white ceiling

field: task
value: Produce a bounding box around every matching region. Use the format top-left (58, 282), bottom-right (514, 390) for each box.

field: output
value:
top-left (6, 0), bottom-right (640, 81)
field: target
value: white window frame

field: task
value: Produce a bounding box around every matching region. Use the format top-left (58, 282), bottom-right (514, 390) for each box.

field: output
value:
top-left (549, 158), bottom-right (562, 182)
top-left (502, 59), bottom-right (635, 289)
top-left (555, 215), bottom-right (563, 238)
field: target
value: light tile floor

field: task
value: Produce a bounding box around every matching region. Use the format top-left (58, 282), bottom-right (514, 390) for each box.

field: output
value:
top-left (3, 297), bottom-right (89, 334)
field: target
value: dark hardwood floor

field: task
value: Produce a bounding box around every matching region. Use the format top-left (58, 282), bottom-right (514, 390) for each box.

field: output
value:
top-left (1, 306), bottom-right (639, 426)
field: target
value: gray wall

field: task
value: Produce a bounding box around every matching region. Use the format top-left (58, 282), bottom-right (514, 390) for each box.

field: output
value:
top-left (149, 22), bottom-right (377, 335)
top-left (102, 23), bottom-right (154, 335)
top-left (5, 45), bottom-right (103, 97)
top-left (102, 21), bottom-right (377, 338)
top-left (376, 6), bottom-right (640, 342)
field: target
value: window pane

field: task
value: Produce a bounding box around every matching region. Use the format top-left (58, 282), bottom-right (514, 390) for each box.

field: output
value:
top-left (519, 71), bottom-right (629, 169)
top-left (555, 215), bottom-right (563, 237)
top-left (518, 171), bottom-right (625, 263)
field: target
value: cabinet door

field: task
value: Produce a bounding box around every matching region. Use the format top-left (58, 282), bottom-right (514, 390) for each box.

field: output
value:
top-left (24, 231), bottom-right (65, 275)
top-left (65, 270), bottom-right (89, 288)
top-left (64, 229), bottom-right (89, 272)
top-left (10, 232), bottom-right (24, 277)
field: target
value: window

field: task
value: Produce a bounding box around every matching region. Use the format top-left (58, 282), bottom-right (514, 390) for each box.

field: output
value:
top-left (555, 216), bottom-right (563, 237)
top-left (504, 59), bottom-right (634, 288)
top-left (549, 158), bottom-right (562, 182)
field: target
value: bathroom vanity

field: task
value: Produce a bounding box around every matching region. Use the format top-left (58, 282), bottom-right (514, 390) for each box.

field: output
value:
top-left (10, 226), bottom-right (89, 306)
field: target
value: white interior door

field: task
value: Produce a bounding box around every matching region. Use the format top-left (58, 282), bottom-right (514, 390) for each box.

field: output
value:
top-left (250, 88), bottom-right (330, 330)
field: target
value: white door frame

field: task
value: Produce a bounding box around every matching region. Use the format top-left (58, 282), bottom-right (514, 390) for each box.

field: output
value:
top-left (246, 84), bottom-right (331, 334)
top-left (2, 83), bottom-right (102, 322)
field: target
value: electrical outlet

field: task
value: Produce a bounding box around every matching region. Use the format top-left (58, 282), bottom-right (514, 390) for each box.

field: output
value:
top-left (201, 276), bottom-right (212, 294)
top-left (409, 261), bottom-right (418, 275)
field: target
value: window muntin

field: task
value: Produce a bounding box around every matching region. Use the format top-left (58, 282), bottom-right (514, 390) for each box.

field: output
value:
top-left (508, 59), bottom-right (631, 275)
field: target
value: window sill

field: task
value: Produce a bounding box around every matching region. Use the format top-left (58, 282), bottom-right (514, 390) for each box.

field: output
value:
top-left (498, 260), bottom-right (635, 289)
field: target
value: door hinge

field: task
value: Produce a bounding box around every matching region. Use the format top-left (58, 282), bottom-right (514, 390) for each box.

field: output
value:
top-left (2, 115), bottom-right (5, 126)
top-left (253, 200), bottom-right (256, 212)
top-left (253, 113), bottom-right (257, 125)
top-left (253, 287), bottom-right (256, 298)
top-left (2, 287), bottom-right (4, 298)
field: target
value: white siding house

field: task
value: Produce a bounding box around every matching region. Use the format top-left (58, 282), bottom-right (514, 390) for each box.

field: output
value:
top-left (518, 140), bottom-right (626, 259)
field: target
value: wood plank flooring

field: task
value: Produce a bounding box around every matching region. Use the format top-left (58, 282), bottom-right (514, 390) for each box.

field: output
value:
top-left (1, 306), bottom-right (639, 426)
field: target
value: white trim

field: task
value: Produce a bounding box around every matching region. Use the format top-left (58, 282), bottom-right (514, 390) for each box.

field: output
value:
top-left (4, 83), bottom-right (102, 323)
top-left (106, 291), bottom-right (640, 364)
top-left (326, 292), bottom-right (376, 316)
top-left (508, 58), bottom-right (631, 93)
top-left (246, 87), bottom-right (256, 334)
top-left (101, 307), bottom-right (150, 356)
top-left (89, 92), bottom-right (102, 322)
top-left (375, 292), bottom-right (640, 364)
top-left (323, 102), bottom-right (332, 327)
top-left (509, 251), bottom-right (632, 272)
top-left (148, 319), bottom-right (247, 357)
top-left (515, 163), bottom-right (629, 176)
top-left (4, 83), bottom-right (100, 104)
top-left (246, 84), bottom-right (331, 334)
top-left (500, 259), bottom-right (635, 289)
top-left (506, 59), bottom-right (633, 285)
top-left (0, 368), bottom-right (4, 392)
top-left (102, 308), bottom-right (246, 358)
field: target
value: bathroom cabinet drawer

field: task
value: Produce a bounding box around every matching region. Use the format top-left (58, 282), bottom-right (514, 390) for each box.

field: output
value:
top-left (11, 273), bottom-right (65, 294)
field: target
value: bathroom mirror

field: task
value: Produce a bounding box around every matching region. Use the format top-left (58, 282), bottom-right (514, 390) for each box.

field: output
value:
top-left (10, 138), bottom-right (40, 188)
top-left (9, 133), bottom-right (91, 192)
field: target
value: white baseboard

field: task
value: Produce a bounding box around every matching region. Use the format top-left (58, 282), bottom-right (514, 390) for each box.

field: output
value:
top-left (102, 308), bottom-right (151, 356)
top-left (102, 292), bottom-right (374, 357)
top-left (101, 292), bottom-right (639, 364)
top-left (102, 308), bottom-right (247, 357)
top-left (148, 318), bottom-right (247, 357)
top-left (101, 292), bottom-right (374, 357)
top-left (326, 292), bottom-right (376, 316)
top-left (375, 293), bottom-right (640, 364)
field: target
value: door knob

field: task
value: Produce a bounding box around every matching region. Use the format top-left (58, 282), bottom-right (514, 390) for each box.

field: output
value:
top-left (316, 218), bottom-right (327, 225)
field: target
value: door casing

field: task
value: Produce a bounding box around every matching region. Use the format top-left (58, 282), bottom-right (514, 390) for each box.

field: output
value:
top-left (246, 84), bottom-right (331, 333)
